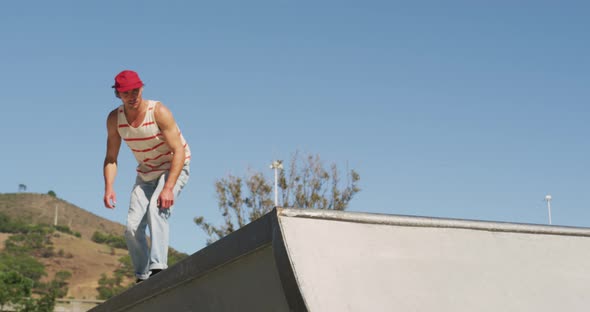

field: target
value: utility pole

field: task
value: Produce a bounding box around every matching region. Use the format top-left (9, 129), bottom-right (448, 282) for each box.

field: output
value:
top-left (54, 205), bottom-right (58, 226)
top-left (270, 160), bottom-right (283, 207)
top-left (544, 195), bottom-right (552, 225)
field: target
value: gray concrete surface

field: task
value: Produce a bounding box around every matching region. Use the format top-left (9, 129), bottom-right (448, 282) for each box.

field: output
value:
top-left (280, 211), bottom-right (590, 311)
top-left (123, 246), bottom-right (290, 312)
top-left (90, 209), bottom-right (302, 312)
top-left (91, 208), bottom-right (590, 312)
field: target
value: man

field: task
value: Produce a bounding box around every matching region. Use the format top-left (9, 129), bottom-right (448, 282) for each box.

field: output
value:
top-left (103, 70), bottom-right (191, 283)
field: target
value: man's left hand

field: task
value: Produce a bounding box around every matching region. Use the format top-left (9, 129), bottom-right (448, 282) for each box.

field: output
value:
top-left (158, 188), bottom-right (175, 209)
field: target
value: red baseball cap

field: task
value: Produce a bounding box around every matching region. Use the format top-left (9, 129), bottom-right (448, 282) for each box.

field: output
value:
top-left (112, 70), bottom-right (144, 92)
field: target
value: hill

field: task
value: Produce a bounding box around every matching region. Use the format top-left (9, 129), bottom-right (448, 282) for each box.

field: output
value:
top-left (40, 232), bottom-right (131, 299)
top-left (0, 193), bottom-right (124, 239)
top-left (0, 193), bottom-right (131, 299)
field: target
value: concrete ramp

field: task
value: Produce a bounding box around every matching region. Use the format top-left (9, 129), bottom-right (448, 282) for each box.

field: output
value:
top-left (91, 208), bottom-right (590, 312)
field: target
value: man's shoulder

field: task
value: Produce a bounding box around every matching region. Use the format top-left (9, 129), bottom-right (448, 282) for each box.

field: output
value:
top-left (107, 107), bottom-right (120, 118)
top-left (149, 99), bottom-right (164, 107)
top-left (153, 101), bottom-right (177, 129)
top-left (106, 107), bottom-right (122, 127)
top-left (153, 101), bottom-right (172, 116)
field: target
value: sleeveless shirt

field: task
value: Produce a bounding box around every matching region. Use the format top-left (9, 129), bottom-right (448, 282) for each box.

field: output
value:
top-left (117, 100), bottom-right (191, 181)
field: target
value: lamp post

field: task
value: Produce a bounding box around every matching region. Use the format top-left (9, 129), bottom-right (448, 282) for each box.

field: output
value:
top-left (545, 195), bottom-right (552, 225)
top-left (54, 205), bottom-right (58, 226)
top-left (270, 160), bottom-right (283, 207)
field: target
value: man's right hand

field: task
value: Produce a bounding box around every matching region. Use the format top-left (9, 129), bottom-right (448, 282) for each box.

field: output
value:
top-left (104, 191), bottom-right (117, 209)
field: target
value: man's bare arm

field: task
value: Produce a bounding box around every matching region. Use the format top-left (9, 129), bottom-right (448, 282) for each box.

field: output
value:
top-left (103, 109), bottom-right (121, 209)
top-left (155, 102), bottom-right (186, 209)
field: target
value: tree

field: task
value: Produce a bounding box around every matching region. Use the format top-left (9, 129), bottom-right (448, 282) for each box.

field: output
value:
top-left (47, 190), bottom-right (56, 198)
top-left (49, 270), bottom-right (72, 298)
top-left (96, 273), bottom-right (127, 300)
top-left (195, 151), bottom-right (360, 244)
top-left (0, 253), bottom-right (46, 283)
top-left (0, 271), bottom-right (33, 310)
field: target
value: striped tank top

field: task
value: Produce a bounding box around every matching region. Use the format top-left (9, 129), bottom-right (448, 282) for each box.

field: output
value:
top-left (117, 100), bottom-right (191, 181)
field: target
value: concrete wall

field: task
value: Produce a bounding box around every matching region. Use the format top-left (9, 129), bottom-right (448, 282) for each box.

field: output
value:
top-left (279, 214), bottom-right (590, 311)
top-left (123, 245), bottom-right (291, 312)
top-left (91, 208), bottom-right (590, 312)
top-left (90, 210), bottom-right (302, 312)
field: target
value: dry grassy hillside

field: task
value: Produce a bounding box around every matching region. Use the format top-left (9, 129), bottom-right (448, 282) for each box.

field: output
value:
top-left (0, 233), bottom-right (10, 250)
top-left (0, 193), bottom-right (124, 239)
top-left (40, 233), bottom-right (133, 299)
top-left (1, 231), bottom-right (131, 299)
top-left (0, 193), bottom-right (187, 299)
top-left (0, 193), bottom-right (131, 299)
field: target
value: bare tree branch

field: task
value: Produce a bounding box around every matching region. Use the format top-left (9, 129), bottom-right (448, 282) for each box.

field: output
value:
top-left (194, 151), bottom-right (361, 244)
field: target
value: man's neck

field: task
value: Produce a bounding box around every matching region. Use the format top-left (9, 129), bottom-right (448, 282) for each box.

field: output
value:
top-left (124, 99), bottom-right (148, 125)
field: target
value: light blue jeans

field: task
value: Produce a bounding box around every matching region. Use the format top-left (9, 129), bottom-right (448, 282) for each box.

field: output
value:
top-left (125, 165), bottom-right (190, 280)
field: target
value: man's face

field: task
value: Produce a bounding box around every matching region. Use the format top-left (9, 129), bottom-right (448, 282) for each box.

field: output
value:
top-left (119, 87), bottom-right (143, 109)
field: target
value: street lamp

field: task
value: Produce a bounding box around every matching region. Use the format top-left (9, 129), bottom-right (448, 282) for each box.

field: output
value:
top-left (545, 195), bottom-right (552, 225)
top-left (270, 160), bottom-right (283, 207)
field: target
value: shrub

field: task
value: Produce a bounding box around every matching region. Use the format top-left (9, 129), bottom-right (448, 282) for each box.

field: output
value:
top-left (54, 225), bottom-right (73, 235)
top-left (92, 231), bottom-right (127, 249)
top-left (0, 212), bottom-right (29, 233)
top-left (96, 273), bottom-right (128, 300)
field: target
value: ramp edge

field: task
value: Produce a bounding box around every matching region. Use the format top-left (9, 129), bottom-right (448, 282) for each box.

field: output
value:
top-left (277, 208), bottom-right (590, 237)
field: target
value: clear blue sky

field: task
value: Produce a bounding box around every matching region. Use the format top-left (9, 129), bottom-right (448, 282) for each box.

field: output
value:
top-left (1, 1), bottom-right (588, 254)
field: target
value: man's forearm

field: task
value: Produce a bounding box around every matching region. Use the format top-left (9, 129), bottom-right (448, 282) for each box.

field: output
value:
top-left (103, 160), bottom-right (118, 191)
top-left (163, 149), bottom-right (185, 191)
